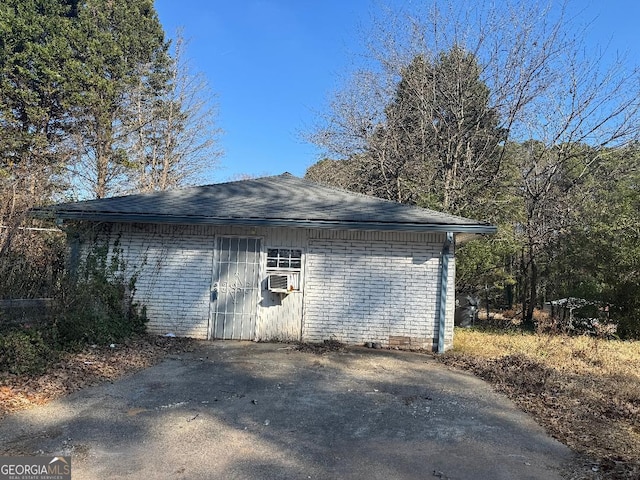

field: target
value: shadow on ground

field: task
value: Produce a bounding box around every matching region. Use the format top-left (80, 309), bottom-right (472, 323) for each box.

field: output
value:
top-left (0, 342), bottom-right (573, 480)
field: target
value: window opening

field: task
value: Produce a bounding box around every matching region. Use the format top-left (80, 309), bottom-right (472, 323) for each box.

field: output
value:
top-left (267, 248), bottom-right (302, 271)
top-left (266, 248), bottom-right (302, 293)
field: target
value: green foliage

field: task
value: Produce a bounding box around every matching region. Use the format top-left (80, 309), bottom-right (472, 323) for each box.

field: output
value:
top-left (456, 225), bottom-right (520, 306)
top-left (306, 46), bottom-right (523, 306)
top-left (71, 0), bottom-right (171, 198)
top-left (306, 45), bottom-right (639, 337)
top-left (373, 47), bottom-right (509, 213)
top-left (55, 237), bottom-right (147, 347)
top-left (0, 0), bottom-right (79, 170)
top-left (0, 329), bottom-right (53, 375)
top-left (385, 48), bottom-right (506, 209)
top-left (0, 0), bottom-right (173, 200)
top-left (305, 155), bottom-right (373, 193)
top-left (305, 3), bottom-right (640, 338)
top-left (1, 0), bottom-right (218, 213)
top-left (545, 145), bottom-right (640, 338)
top-left (0, 231), bottom-right (148, 375)
top-left (307, 47), bottom-right (511, 217)
top-left (611, 284), bottom-right (640, 339)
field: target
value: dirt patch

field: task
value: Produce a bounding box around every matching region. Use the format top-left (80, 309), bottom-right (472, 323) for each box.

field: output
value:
top-left (0, 335), bottom-right (195, 419)
top-left (293, 339), bottom-right (347, 354)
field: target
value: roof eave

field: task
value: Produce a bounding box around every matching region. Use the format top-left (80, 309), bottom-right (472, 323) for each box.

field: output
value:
top-left (38, 210), bottom-right (497, 234)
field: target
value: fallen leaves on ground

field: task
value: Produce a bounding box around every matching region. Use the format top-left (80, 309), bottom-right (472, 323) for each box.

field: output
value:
top-left (0, 335), bottom-right (195, 419)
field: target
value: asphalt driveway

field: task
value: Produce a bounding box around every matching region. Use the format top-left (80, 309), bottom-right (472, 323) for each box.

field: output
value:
top-left (0, 341), bottom-right (572, 479)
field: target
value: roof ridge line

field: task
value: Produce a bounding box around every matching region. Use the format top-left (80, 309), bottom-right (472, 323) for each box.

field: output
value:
top-left (284, 174), bottom-right (486, 224)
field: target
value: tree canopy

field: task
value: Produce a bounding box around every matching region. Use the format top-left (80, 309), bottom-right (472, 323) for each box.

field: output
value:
top-left (0, 0), bottom-right (221, 202)
top-left (0, 0), bottom-right (221, 264)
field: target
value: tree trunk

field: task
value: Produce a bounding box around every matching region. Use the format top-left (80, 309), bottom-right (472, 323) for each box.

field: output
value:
top-left (523, 245), bottom-right (537, 331)
top-left (484, 284), bottom-right (490, 322)
top-left (506, 282), bottom-right (514, 310)
top-left (95, 122), bottom-right (112, 199)
top-left (519, 247), bottom-right (528, 318)
top-left (96, 152), bottom-right (108, 199)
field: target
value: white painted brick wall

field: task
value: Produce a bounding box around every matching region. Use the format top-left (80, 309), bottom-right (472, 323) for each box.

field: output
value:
top-left (89, 224), bottom-right (455, 350)
top-left (98, 223), bottom-right (308, 341)
top-left (303, 236), bottom-right (452, 349)
top-left (108, 224), bottom-right (214, 339)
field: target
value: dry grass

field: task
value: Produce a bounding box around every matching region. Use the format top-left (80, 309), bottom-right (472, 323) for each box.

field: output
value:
top-left (438, 328), bottom-right (640, 479)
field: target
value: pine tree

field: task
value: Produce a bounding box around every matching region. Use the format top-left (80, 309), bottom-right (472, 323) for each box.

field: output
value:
top-left (0, 0), bottom-right (79, 180)
top-left (0, 0), bottom-right (80, 252)
top-left (69, 0), bottom-right (171, 198)
top-left (372, 47), bottom-right (507, 217)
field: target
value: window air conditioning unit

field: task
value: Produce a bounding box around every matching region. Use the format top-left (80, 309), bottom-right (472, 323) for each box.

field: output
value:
top-left (268, 272), bottom-right (300, 293)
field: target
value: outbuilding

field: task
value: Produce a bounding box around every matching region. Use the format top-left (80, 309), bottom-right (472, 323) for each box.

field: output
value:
top-left (37, 173), bottom-right (495, 352)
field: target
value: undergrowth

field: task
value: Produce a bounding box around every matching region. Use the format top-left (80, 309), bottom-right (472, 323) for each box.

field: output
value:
top-left (0, 235), bottom-right (147, 374)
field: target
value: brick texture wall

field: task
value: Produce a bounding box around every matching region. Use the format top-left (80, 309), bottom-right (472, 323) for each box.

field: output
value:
top-left (302, 236), bottom-right (453, 349)
top-left (90, 224), bottom-right (455, 350)
top-left (112, 224), bottom-right (214, 339)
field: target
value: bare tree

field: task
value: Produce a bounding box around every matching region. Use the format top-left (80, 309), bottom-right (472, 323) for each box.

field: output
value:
top-left (513, 48), bottom-right (640, 325)
top-left (306, 1), bottom-right (575, 203)
top-left (124, 33), bottom-right (222, 193)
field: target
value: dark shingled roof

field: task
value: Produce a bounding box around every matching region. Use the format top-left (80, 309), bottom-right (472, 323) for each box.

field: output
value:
top-left (33, 173), bottom-right (496, 234)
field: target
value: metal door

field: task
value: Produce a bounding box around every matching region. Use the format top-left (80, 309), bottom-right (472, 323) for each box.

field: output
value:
top-left (211, 237), bottom-right (261, 340)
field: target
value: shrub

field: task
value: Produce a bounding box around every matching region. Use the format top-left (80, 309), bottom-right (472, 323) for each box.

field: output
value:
top-left (610, 282), bottom-right (640, 340)
top-left (55, 236), bottom-right (147, 348)
top-left (0, 329), bottom-right (53, 375)
top-left (0, 229), bottom-right (66, 299)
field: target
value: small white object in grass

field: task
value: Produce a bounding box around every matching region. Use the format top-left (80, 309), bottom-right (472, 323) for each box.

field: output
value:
top-left (164, 332), bottom-right (176, 337)
top-left (109, 344), bottom-right (116, 348)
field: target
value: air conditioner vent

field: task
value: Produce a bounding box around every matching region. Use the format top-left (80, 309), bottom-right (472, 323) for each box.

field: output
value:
top-left (269, 274), bottom-right (288, 291)
top-left (268, 272), bottom-right (300, 293)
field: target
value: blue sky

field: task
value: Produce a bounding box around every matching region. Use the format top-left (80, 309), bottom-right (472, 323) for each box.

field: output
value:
top-left (154, 0), bottom-right (639, 184)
